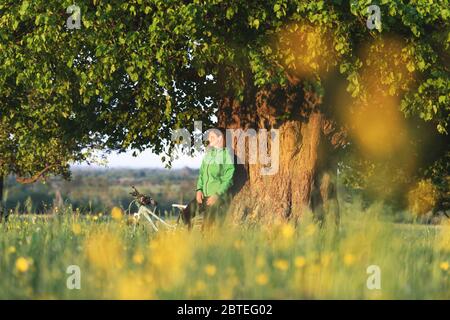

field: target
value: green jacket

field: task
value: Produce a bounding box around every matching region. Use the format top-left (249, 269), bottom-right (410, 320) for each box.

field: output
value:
top-left (196, 147), bottom-right (235, 197)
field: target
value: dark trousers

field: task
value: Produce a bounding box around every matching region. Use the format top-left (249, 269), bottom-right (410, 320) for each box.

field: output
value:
top-left (181, 195), bottom-right (230, 229)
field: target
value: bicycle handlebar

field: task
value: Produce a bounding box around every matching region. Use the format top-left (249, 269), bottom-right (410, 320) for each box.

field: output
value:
top-left (130, 185), bottom-right (158, 207)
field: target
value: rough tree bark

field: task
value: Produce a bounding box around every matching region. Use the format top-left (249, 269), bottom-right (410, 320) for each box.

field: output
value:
top-left (218, 80), bottom-right (345, 225)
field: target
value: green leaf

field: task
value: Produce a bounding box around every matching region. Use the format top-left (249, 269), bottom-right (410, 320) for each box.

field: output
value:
top-left (226, 7), bottom-right (234, 20)
top-left (83, 20), bottom-right (92, 28)
top-left (19, 1), bottom-right (30, 16)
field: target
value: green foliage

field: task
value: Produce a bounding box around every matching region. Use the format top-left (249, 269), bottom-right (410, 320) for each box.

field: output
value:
top-left (0, 1), bottom-right (448, 183)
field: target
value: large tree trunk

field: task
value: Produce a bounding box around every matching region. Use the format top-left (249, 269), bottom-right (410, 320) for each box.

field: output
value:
top-left (218, 81), bottom-right (344, 225)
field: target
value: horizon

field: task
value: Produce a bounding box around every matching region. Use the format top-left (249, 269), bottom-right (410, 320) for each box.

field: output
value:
top-left (74, 149), bottom-right (203, 170)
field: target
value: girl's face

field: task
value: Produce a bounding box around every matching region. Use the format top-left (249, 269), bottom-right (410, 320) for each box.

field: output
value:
top-left (207, 130), bottom-right (224, 148)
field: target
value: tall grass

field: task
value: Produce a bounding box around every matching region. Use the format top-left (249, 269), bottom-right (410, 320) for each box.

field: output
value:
top-left (0, 202), bottom-right (448, 299)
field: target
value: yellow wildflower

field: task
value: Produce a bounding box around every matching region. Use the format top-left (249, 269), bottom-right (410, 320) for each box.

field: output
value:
top-left (281, 224), bottom-right (295, 239)
top-left (295, 256), bottom-right (306, 268)
top-left (16, 257), bottom-right (31, 273)
top-left (111, 207), bottom-right (123, 221)
top-left (343, 253), bottom-right (356, 266)
top-left (273, 259), bottom-right (289, 271)
top-left (439, 261), bottom-right (449, 271)
top-left (204, 264), bottom-right (217, 277)
top-left (132, 252), bottom-right (145, 265)
top-left (256, 273), bottom-right (269, 285)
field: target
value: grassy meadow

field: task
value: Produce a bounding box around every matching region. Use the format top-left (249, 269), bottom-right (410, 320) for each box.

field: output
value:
top-left (0, 200), bottom-right (449, 300)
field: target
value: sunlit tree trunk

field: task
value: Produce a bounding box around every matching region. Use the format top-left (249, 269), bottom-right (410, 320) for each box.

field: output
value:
top-left (218, 81), bottom-right (344, 225)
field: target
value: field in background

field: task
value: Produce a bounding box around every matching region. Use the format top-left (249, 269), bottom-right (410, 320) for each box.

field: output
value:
top-left (2, 167), bottom-right (434, 225)
top-left (0, 201), bottom-right (448, 299)
top-left (2, 167), bottom-right (198, 215)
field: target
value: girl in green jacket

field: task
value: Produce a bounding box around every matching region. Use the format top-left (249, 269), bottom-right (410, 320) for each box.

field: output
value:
top-left (182, 128), bottom-right (235, 228)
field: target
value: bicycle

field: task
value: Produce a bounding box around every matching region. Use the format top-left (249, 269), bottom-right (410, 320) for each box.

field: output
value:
top-left (127, 186), bottom-right (205, 232)
top-left (127, 186), bottom-right (179, 232)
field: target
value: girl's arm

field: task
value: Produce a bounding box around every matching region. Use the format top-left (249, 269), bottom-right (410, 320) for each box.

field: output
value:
top-left (196, 159), bottom-right (205, 192)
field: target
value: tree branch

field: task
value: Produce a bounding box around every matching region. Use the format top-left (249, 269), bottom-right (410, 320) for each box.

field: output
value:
top-left (16, 164), bottom-right (59, 184)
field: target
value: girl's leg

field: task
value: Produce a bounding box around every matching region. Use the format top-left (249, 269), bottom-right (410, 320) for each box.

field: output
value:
top-left (181, 199), bottom-right (205, 229)
top-left (202, 194), bottom-right (231, 230)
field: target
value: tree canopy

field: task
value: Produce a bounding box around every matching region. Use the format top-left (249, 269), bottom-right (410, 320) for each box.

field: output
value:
top-left (0, 0), bottom-right (448, 208)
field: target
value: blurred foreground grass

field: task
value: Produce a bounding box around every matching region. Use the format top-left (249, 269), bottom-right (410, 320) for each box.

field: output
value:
top-left (0, 202), bottom-right (449, 299)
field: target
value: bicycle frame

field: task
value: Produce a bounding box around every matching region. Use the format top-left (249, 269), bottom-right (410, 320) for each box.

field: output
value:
top-left (127, 199), bottom-right (176, 232)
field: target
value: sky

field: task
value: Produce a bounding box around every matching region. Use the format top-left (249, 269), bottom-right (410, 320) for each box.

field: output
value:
top-left (73, 117), bottom-right (217, 170)
top-left (74, 149), bottom-right (203, 169)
